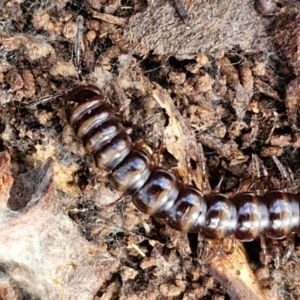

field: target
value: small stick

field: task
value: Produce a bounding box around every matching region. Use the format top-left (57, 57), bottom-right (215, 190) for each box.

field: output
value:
top-left (74, 15), bottom-right (84, 81)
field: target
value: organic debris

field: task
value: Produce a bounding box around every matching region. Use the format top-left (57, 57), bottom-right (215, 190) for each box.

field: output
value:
top-left (1, 0), bottom-right (300, 299)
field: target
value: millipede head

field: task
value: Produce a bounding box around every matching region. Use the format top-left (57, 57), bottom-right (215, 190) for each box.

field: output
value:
top-left (66, 85), bottom-right (102, 103)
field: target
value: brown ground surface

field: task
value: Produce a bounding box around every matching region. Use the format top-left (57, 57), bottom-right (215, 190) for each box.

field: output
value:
top-left (1, 0), bottom-right (300, 299)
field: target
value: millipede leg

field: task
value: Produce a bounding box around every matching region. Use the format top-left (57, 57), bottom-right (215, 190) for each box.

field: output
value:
top-left (184, 148), bottom-right (194, 185)
top-left (272, 240), bottom-right (281, 269)
top-left (281, 233), bottom-right (295, 265)
top-left (139, 120), bottom-right (166, 168)
top-left (197, 233), bottom-right (222, 263)
top-left (259, 236), bottom-right (271, 265)
top-left (117, 99), bottom-right (132, 116)
top-left (131, 115), bottom-right (164, 155)
top-left (212, 169), bottom-right (226, 193)
top-left (248, 154), bottom-right (269, 195)
top-left (133, 135), bottom-right (165, 168)
top-left (27, 92), bottom-right (67, 107)
top-left (221, 236), bottom-right (237, 255)
top-left (152, 124), bottom-right (167, 167)
top-left (131, 113), bottom-right (162, 131)
top-left (197, 233), bottom-right (211, 262)
top-left (260, 235), bottom-right (295, 267)
top-left (272, 156), bottom-right (289, 190)
top-left (197, 143), bottom-right (211, 192)
top-left (104, 192), bottom-right (130, 208)
top-left (290, 244), bottom-right (300, 263)
top-left (284, 161), bottom-right (296, 191)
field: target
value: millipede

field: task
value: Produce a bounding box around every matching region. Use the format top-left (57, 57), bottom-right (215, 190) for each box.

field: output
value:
top-left (66, 84), bottom-right (300, 266)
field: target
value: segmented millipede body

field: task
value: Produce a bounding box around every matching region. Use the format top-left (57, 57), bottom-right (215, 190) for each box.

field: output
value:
top-left (67, 85), bottom-right (300, 247)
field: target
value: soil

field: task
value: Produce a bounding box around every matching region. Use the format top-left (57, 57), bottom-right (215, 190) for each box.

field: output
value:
top-left (1, 0), bottom-right (300, 299)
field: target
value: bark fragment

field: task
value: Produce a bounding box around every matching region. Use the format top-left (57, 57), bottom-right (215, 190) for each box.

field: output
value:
top-left (210, 245), bottom-right (277, 300)
top-left (152, 88), bottom-right (209, 190)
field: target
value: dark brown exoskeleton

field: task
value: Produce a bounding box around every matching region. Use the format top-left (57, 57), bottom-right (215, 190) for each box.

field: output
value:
top-left (66, 85), bottom-right (300, 266)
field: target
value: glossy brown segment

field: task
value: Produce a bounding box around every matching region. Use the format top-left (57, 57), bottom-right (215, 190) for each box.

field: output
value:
top-left (203, 193), bottom-right (236, 239)
top-left (67, 85), bottom-right (300, 248)
top-left (232, 192), bottom-right (268, 241)
top-left (133, 169), bottom-right (180, 216)
top-left (83, 117), bottom-right (126, 153)
top-left (263, 191), bottom-right (299, 239)
top-left (72, 103), bottom-right (116, 137)
top-left (167, 187), bottom-right (206, 232)
top-left (109, 150), bottom-right (151, 193)
top-left (94, 131), bottom-right (132, 171)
